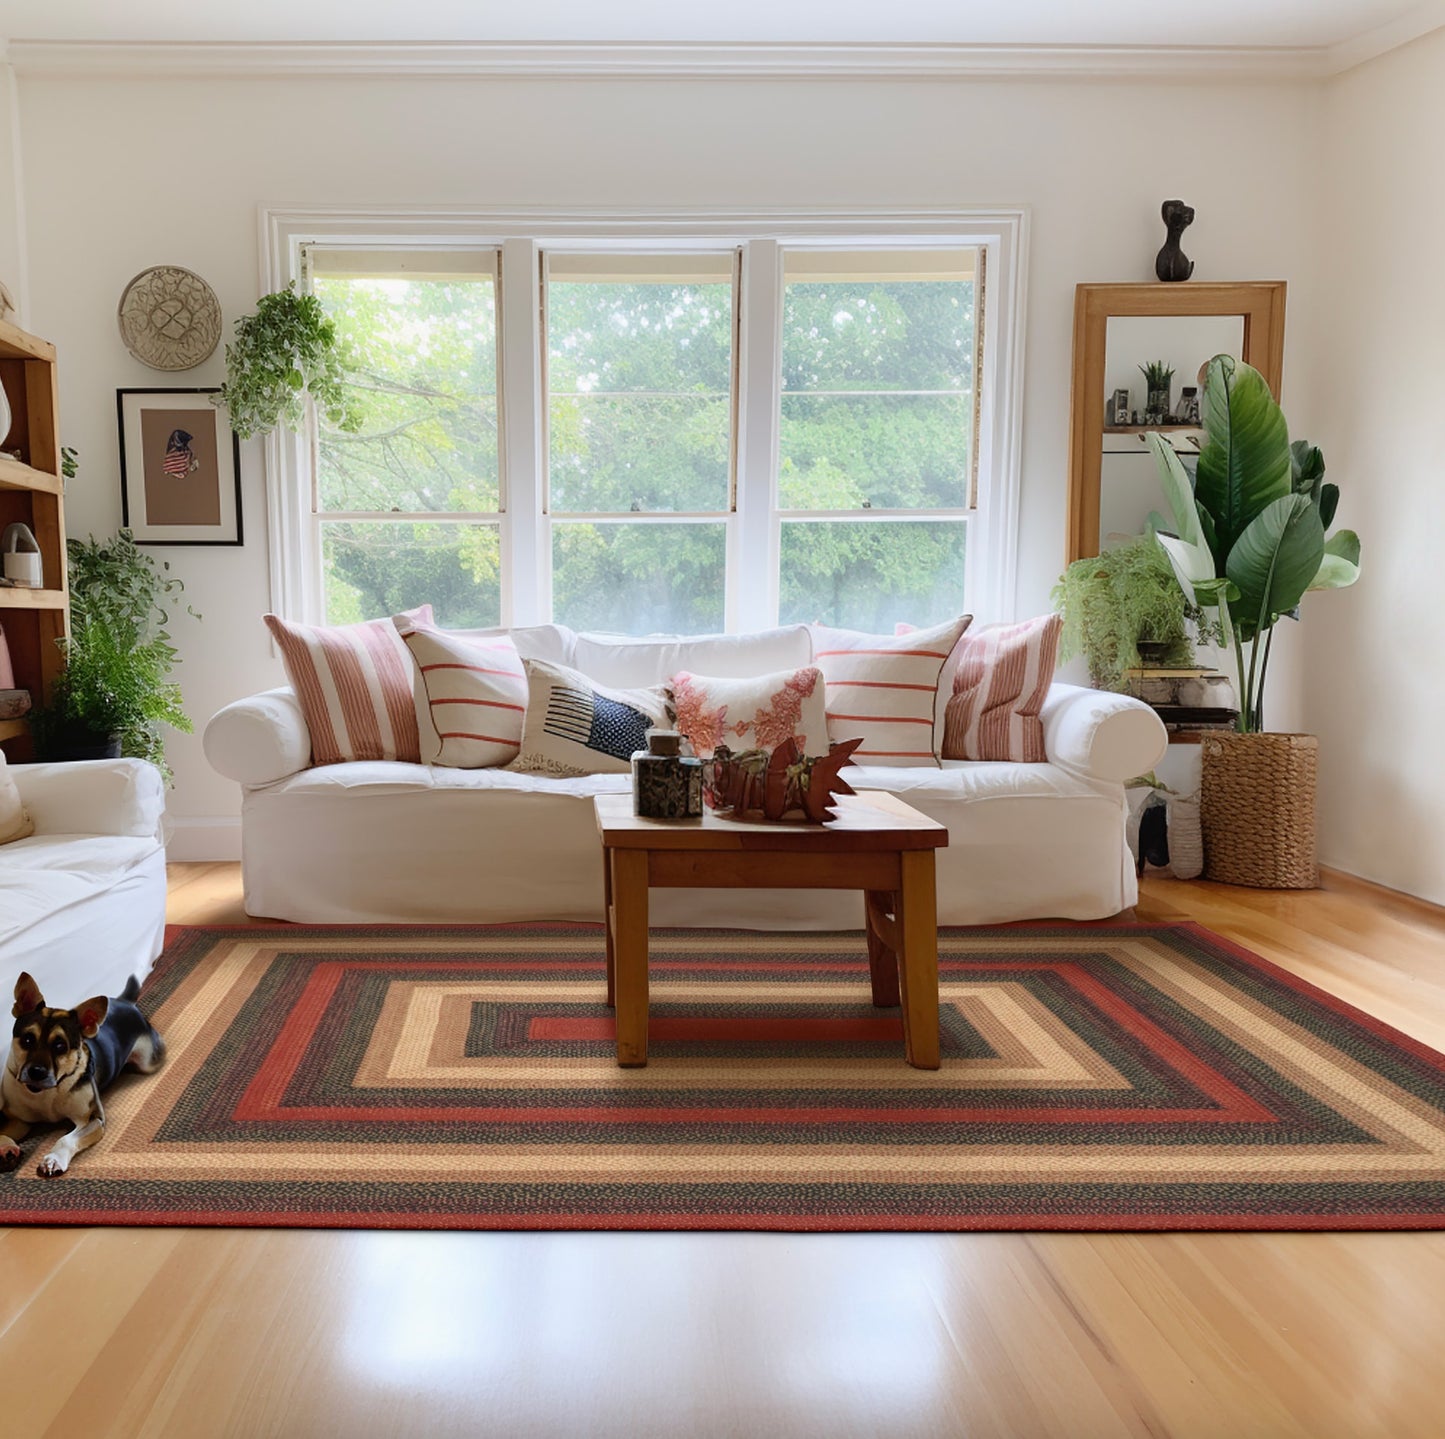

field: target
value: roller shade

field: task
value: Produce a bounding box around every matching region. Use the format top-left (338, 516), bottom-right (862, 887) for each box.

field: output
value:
top-left (783, 248), bottom-right (977, 283)
top-left (545, 252), bottom-right (737, 284)
top-left (305, 247), bottom-right (498, 281)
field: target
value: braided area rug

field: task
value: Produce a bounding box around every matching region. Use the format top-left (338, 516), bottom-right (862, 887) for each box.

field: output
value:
top-left (3, 922), bottom-right (1443, 1230)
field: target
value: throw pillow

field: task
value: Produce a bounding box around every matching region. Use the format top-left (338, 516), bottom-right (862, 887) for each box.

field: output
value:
top-left (264, 606), bottom-right (432, 766)
top-left (509, 659), bottom-right (673, 777)
top-left (0, 751), bottom-right (33, 845)
top-left (671, 666), bottom-right (829, 758)
top-left (395, 619), bottom-right (528, 769)
top-left (942, 613), bottom-right (1063, 762)
top-left (809, 615), bottom-right (973, 766)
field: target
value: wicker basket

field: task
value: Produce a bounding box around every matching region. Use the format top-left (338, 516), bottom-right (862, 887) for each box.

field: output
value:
top-left (1200, 731), bottom-right (1319, 889)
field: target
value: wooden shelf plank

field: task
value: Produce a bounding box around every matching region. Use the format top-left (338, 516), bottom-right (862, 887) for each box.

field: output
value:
top-left (0, 586), bottom-right (65, 610)
top-left (0, 319), bottom-right (56, 364)
top-left (0, 454), bottom-right (62, 494)
top-left (0, 717), bottom-right (28, 742)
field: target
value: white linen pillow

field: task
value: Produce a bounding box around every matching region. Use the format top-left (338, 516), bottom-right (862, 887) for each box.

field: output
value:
top-left (395, 619), bottom-right (528, 769)
top-left (809, 615), bottom-right (973, 766)
top-left (574, 625), bottom-right (812, 689)
top-left (509, 659), bottom-right (673, 777)
top-left (0, 751), bottom-right (33, 845)
top-left (670, 666), bottom-right (829, 758)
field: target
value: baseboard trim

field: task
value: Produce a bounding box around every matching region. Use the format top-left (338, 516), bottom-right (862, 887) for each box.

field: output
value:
top-left (1319, 866), bottom-right (1445, 926)
top-left (165, 816), bottom-right (242, 863)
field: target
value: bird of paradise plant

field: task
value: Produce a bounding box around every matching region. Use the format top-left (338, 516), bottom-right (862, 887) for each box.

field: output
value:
top-left (1146, 355), bottom-right (1361, 732)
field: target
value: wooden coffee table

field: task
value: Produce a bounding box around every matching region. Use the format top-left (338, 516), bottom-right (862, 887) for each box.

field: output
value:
top-left (593, 792), bottom-right (948, 1069)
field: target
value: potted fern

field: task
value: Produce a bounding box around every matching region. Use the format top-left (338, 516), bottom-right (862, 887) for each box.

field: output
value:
top-left (1146, 355), bottom-right (1362, 887)
top-left (34, 529), bottom-right (197, 778)
top-left (1053, 535), bottom-right (1214, 691)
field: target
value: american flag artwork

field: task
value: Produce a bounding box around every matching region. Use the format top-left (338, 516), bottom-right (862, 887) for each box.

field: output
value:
top-left (162, 428), bottom-right (198, 479)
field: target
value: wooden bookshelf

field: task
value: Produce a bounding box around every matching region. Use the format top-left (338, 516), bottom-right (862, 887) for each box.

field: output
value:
top-left (0, 317), bottom-right (68, 757)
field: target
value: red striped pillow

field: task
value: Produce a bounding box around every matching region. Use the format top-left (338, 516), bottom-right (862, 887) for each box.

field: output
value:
top-left (809, 616), bottom-right (972, 767)
top-left (942, 614), bottom-right (1062, 762)
top-left (264, 606), bottom-right (431, 766)
top-left (395, 620), bottom-right (528, 769)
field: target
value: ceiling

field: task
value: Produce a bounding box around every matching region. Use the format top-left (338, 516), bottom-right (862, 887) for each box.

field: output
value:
top-left (0, 0), bottom-right (1438, 49)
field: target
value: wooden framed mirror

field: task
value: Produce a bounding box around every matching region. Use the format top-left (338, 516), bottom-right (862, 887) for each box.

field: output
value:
top-left (1066, 281), bottom-right (1286, 561)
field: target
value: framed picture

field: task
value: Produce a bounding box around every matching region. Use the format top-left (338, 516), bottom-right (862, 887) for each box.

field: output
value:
top-left (1108, 388), bottom-right (1131, 426)
top-left (1175, 386), bottom-right (1201, 425)
top-left (116, 388), bottom-right (242, 546)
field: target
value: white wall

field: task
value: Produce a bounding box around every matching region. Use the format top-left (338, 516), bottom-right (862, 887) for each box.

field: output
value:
top-left (0, 64), bottom-right (24, 322)
top-left (1301, 28), bottom-right (1445, 903)
top-left (13, 72), bottom-right (1322, 853)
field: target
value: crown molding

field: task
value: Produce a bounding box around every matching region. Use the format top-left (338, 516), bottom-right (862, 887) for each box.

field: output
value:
top-left (3, 38), bottom-right (1332, 81)
top-left (5, 28), bottom-right (1441, 81)
top-left (1325, 0), bottom-right (1445, 74)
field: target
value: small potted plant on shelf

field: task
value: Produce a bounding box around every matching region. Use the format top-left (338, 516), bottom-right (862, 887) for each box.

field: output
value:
top-left (33, 527), bottom-right (197, 778)
top-left (1145, 354), bottom-right (1362, 888)
top-left (1139, 361), bottom-right (1175, 425)
top-left (1053, 534), bottom-right (1217, 692)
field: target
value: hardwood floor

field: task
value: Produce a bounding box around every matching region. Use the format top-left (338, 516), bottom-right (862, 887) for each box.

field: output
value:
top-left (4, 864), bottom-right (1444, 1438)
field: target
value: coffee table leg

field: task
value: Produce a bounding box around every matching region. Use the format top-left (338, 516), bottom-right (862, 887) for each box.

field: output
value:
top-left (895, 851), bottom-right (940, 1070)
top-left (611, 848), bottom-right (650, 1067)
top-left (864, 890), bottom-right (901, 1008)
top-left (603, 845), bottom-right (616, 1008)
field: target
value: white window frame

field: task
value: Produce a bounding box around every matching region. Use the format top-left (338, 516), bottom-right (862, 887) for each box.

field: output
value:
top-left (260, 207), bottom-right (1029, 631)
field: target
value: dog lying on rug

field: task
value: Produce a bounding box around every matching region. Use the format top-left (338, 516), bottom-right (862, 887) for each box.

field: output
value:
top-left (1, 972), bottom-right (165, 1178)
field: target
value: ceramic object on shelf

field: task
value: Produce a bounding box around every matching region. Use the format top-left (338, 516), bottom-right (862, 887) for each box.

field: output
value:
top-left (1, 522), bottom-right (42, 587)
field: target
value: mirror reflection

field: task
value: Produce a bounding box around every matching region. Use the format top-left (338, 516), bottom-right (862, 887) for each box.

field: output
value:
top-left (1098, 314), bottom-right (1244, 547)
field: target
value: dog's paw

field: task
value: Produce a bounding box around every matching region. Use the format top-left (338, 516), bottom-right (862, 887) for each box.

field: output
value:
top-left (0, 1143), bottom-right (21, 1173)
top-left (35, 1154), bottom-right (68, 1179)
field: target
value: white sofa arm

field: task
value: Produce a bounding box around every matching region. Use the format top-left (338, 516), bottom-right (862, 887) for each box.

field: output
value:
top-left (1041, 683), bottom-right (1168, 783)
top-left (204, 687), bottom-right (311, 787)
top-left (11, 758), bottom-right (165, 838)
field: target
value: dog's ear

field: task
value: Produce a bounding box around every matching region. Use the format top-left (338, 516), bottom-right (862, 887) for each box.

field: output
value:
top-left (75, 997), bottom-right (108, 1038)
top-left (13, 972), bottom-right (43, 1017)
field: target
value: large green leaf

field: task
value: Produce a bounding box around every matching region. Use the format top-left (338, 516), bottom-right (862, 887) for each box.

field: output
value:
top-left (1225, 494), bottom-right (1325, 639)
top-left (1144, 431), bottom-right (1209, 554)
top-left (1195, 356), bottom-right (1293, 562)
top-left (1309, 528), bottom-right (1362, 590)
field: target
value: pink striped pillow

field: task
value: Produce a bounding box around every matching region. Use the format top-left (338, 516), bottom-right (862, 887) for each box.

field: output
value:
top-left (942, 614), bottom-right (1062, 762)
top-left (264, 606), bottom-right (431, 766)
top-left (810, 616), bottom-right (972, 767)
top-left (395, 620), bottom-right (528, 769)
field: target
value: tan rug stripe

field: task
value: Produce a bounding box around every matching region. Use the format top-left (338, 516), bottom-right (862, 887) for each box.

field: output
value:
top-left (1115, 939), bottom-right (1445, 1154)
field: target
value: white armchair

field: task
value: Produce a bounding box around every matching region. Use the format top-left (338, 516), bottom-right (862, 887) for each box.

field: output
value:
top-left (1, 758), bottom-right (168, 1003)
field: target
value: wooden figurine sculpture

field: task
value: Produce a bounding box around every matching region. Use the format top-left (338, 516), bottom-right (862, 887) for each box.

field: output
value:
top-left (1155, 199), bottom-right (1195, 282)
top-left (704, 737), bottom-right (863, 823)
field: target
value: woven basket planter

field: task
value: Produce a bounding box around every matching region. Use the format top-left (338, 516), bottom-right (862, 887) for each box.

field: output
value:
top-left (1200, 731), bottom-right (1319, 889)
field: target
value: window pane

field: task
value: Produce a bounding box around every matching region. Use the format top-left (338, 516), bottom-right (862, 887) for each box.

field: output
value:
top-left (547, 266), bottom-right (734, 514)
top-left (552, 522), bottom-right (726, 635)
top-left (778, 519), bottom-right (966, 632)
top-left (780, 263), bottom-right (974, 512)
top-left (778, 394), bottom-right (972, 510)
top-left (321, 520), bottom-right (501, 629)
top-left (314, 272), bottom-right (499, 514)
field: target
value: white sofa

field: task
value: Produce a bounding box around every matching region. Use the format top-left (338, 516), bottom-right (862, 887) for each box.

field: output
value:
top-left (0, 759), bottom-right (168, 1001)
top-left (205, 624), bottom-right (1167, 928)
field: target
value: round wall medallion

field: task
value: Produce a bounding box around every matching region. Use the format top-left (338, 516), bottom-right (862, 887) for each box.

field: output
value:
top-left (117, 265), bottom-right (223, 371)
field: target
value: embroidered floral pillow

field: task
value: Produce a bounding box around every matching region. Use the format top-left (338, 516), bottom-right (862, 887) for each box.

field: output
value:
top-left (671, 666), bottom-right (830, 758)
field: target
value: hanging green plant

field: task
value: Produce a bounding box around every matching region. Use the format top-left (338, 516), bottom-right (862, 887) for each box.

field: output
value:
top-left (216, 283), bottom-right (364, 440)
top-left (1053, 534), bottom-right (1218, 691)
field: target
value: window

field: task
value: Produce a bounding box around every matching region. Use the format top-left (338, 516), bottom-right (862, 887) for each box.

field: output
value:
top-left (545, 253), bottom-right (736, 635)
top-left (283, 218), bottom-right (1015, 636)
top-left (310, 250), bottom-right (502, 627)
top-left (777, 249), bottom-right (978, 633)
